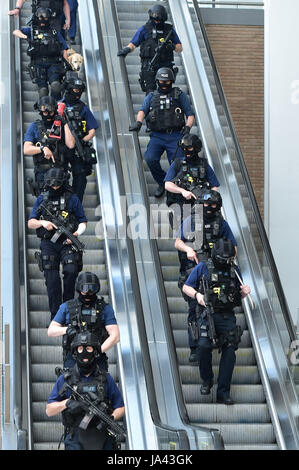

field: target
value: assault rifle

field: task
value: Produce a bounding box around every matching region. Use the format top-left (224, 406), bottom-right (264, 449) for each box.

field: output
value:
top-left (201, 275), bottom-right (218, 348)
top-left (147, 27), bottom-right (174, 72)
top-left (39, 201), bottom-right (85, 253)
top-left (57, 102), bottom-right (97, 166)
top-left (56, 367), bottom-right (126, 440)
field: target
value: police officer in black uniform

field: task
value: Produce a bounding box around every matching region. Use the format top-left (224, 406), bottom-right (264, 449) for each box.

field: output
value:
top-left (164, 134), bottom-right (220, 229)
top-left (129, 67), bottom-right (195, 197)
top-left (28, 167), bottom-right (87, 321)
top-left (48, 271), bottom-right (120, 371)
top-left (13, 7), bottom-right (70, 99)
top-left (175, 189), bottom-right (238, 362)
top-left (9, 0), bottom-right (71, 32)
top-left (117, 4), bottom-right (182, 94)
top-left (183, 238), bottom-right (251, 404)
top-left (24, 95), bottom-right (74, 196)
top-left (58, 71), bottom-right (98, 202)
top-left (46, 331), bottom-right (125, 450)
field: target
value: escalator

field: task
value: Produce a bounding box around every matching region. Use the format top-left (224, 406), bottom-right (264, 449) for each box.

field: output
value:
top-left (18, 3), bottom-right (119, 449)
top-left (112, 0), bottom-right (299, 450)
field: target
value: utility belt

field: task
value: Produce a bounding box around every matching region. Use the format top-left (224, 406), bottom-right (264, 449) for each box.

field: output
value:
top-left (31, 56), bottom-right (63, 64)
top-left (154, 128), bottom-right (183, 135)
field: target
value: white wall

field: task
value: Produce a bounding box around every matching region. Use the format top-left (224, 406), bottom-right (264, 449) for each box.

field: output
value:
top-left (264, 0), bottom-right (299, 325)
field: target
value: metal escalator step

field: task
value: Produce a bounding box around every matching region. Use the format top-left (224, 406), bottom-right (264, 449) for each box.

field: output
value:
top-left (192, 423), bottom-right (276, 445)
top-left (173, 329), bottom-right (251, 348)
top-left (179, 365), bottom-right (260, 385)
top-left (176, 347), bottom-right (256, 366)
top-left (170, 312), bottom-right (247, 331)
top-left (33, 422), bottom-right (64, 443)
top-left (31, 363), bottom-right (117, 383)
top-left (187, 403), bottom-right (270, 423)
top-left (182, 384), bottom-right (265, 404)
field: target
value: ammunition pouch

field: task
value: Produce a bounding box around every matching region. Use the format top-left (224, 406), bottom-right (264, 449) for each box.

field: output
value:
top-left (188, 321), bottom-right (199, 343)
top-left (217, 325), bottom-right (242, 352)
top-left (62, 248), bottom-right (83, 272)
top-left (35, 251), bottom-right (44, 272)
top-left (27, 63), bottom-right (39, 83)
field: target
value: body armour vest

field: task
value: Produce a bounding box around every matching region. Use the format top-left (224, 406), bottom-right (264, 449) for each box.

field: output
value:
top-left (31, 0), bottom-right (64, 17)
top-left (34, 119), bottom-right (65, 169)
top-left (64, 297), bottom-right (109, 352)
top-left (64, 101), bottom-right (87, 140)
top-left (167, 157), bottom-right (210, 207)
top-left (146, 87), bottom-right (185, 132)
top-left (36, 189), bottom-right (79, 240)
top-left (202, 262), bottom-right (241, 312)
top-left (27, 27), bottom-right (62, 59)
top-left (179, 213), bottom-right (223, 273)
top-left (140, 21), bottom-right (174, 64)
top-left (61, 364), bottom-right (112, 449)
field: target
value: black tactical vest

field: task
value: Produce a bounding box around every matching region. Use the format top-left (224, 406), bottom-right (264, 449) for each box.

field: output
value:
top-left (179, 212), bottom-right (223, 273)
top-left (166, 157), bottom-right (209, 206)
top-left (64, 101), bottom-right (87, 139)
top-left (64, 297), bottom-right (109, 353)
top-left (61, 364), bottom-right (111, 444)
top-left (31, 0), bottom-right (64, 17)
top-left (140, 21), bottom-right (174, 64)
top-left (27, 27), bottom-right (62, 59)
top-left (34, 119), bottom-right (66, 169)
top-left (146, 87), bottom-right (185, 132)
top-left (202, 263), bottom-right (241, 312)
top-left (36, 189), bottom-right (79, 240)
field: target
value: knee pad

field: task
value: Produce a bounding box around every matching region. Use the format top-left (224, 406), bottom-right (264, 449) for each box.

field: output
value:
top-left (218, 325), bottom-right (243, 352)
top-left (50, 80), bottom-right (62, 96)
top-left (42, 254), bottom-right (60, 271)
top-left (38, 87), bottom-right (49, 98)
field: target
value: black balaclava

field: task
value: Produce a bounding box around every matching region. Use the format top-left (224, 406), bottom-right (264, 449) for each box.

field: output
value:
top-left (76, 346), bottom-right (97, 374)
top-left (78, 292), bottom-right (97, 306)
top-left (48, 185), bottom-right (65, 198)
top-left (158, 81), bottom-right (172, 94)
top-left (183, 147), bottom-right (198, 162)
top-left (203, 205), bottom-right (218, 221)
top-left (41, 113), bottom-right (55, 126)
top-left (65, 88), bottom-right (82, 105)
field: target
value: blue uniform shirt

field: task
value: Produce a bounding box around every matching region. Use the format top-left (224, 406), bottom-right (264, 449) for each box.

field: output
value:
top-left (140, 90), bottom-right (194, 119)
top-left (164, 158), bottom-right (220, 188)
top-left (21, 27), bottom-right (68, 51)
top-left (53, 300), bottom-right (117, 326)
top-left (178, 215), bottom-right (237, 246)
top-left (29, 192), bottom-right (87, 223)
top-left (61, 99), bottom-right (99, 131)
top-left (48, 370), bottom-right (125, 410)
top-left (131, 22), bottom-right (181, 47)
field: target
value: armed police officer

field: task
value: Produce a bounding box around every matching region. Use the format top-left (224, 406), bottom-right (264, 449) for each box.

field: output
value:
top-left (58, 71), bottom-right (98, 202)
top-left (117, 4), bottom-right (182, 94)
top-left (48, 271), bottom-right (120, 372)
top-left (129, 67), bottom-right (195, 198)
top-left (183, 238), bottom-right (251, 404)
top-left (9, 0), bottom-right (71, 32)
top-left (24, 95), bottom-right (75, 196)
top-left (28, 167), bottom-right (87, 322)
top-left (61, 0), bottom-right (78, 44)
top-left (164, 133), bottom-right (220, 229)
top-left (46, 332), bottom-right (125, 450)
top-left (175, 189), bottom-right (237, 362)
top-left (13, 7), bottom-right (70, 100)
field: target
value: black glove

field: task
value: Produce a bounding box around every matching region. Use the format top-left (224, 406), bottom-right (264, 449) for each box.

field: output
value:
top-left (117, 47), bottom-right (131, 57)
top-left (183, 125), bottom-right (191, 136)
top-left (129, 121), bottom-right (142, 132)
top-left (66, 325), bottom-right (77, 341)
top-left (66, 399), bottom-right (83, 415)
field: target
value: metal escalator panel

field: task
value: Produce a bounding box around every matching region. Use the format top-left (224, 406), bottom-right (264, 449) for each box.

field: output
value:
top-left (17, 3), bottom-right (120, 450)
top-left (114, 0), bottom-right (298, 450)
top-left (111, 0), bottom-right (223, 450)
top-left (167, 0), bottom-right (299, 449)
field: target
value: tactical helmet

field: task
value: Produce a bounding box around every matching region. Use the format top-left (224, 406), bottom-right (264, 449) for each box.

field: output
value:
top-left (64, 71), bottom-right (86, 94)
top-left (211, 238), bottom-right (235, 266)
top-left (201, 189), bottom-right (222, 211)
top-left (35, 6), bottom-right (52, 26)
top-left (71, 331), bottom-right (101, 355)
top-left (37, 95), bottom-right (57, 114)
top-left (180, 134), bottom-right (203, 154)
top-left (44, 167), bottom-right (67, 188)
top-left (76, 271), bottom-right (101, 295)
top-left (148, 4), bottom-right (168, 22)
top-left (155, 67), bottom-right (175, 83)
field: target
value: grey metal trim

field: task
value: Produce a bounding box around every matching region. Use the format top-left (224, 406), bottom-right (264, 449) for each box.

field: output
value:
top-left (200, 8), bottom-right (264, 25)
top-left (168, 0), bottom-right (299, 449)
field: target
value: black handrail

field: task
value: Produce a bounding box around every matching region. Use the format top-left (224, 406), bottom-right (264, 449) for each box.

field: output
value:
top-left (191, 0), bottom-right (295, 342)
